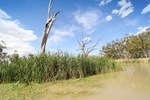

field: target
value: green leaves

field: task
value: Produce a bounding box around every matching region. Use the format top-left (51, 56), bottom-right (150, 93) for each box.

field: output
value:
top-left (102, 28), bottom-right (150, 59)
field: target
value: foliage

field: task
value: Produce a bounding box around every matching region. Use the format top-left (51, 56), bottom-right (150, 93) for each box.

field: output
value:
top-left (0, 40), bottom-right (7, 62)
top-left (102, 27), bottom-right (150, 59)
top-left (0, 51), bottom-right (119, 83)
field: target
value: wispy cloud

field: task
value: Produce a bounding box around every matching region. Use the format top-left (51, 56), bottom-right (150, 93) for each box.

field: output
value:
top-left (0, 9), bottom-right (11, 19)
top-left (99, 0), bottom-right (112, 6)
top-left (73, 9), bottom-right (102, 29)
top-left (141, 4), bottom-right (150, 14)
top-left (112, 0), bottom-right (134, 18)
top-left (48, 35), bottom-right (63, 44)
top-left (105, 15), bottom-right (112, 21)
top-left (0, 9), bottom-right (37, 56)
top-left (83, 37), bottom-right (92, 41)
top-left (127, 26), bottom-right (150, 36)
top-left (48, 8), bottom-right (103, 50)
top-left (136, 26), bottom-right (150, 34)
top-left (124, 18), bottom-right (139, 26)
top-left (47, 26), bottom-right (76, 45)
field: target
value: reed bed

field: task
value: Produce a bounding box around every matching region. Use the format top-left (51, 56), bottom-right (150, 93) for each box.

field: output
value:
top-left (0, 51), bottom-right (119, 83)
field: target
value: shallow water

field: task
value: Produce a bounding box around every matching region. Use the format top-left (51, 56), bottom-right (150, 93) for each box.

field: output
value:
top-left (88, 64), bottom-right (150, 100)
top-left (39, 63), bottom-right (150, 100)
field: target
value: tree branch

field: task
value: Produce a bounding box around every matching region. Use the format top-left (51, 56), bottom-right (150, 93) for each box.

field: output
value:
top-left (86, 38), bottom-right (100, 55)
top-left (48, 0), bottom-right (52, 18)
top-left (77, 33), bottom-right (100, 57)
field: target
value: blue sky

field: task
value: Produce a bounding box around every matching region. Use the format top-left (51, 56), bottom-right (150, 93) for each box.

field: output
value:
top-left (0, 0), bottom-right (150, 56)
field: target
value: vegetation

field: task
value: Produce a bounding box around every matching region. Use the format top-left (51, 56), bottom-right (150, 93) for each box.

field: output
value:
top-left (0, 51), bottom-right (119, 84)
top-left (102, 27), bottom-right (150, 59)
top-left (0, 72), bottom-right (113, 100)
top-left (0, 83), bottom-right (46, 100)
top-left (0, 40), bottom-right (7, 62)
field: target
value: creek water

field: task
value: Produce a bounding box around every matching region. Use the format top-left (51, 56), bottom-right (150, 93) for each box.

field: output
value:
top-left (58, 63), bottom-right (150, 100)
top-left (38, 63), bottom-right (150, 100)
top-left (77, 63), bottom-right (150, 100)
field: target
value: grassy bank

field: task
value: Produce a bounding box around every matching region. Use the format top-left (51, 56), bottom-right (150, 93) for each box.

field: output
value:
top-left (0, 56), bottom-right (149, 100)
top-left (0, 72), bottom-right (113, 100)
top-left (116, 58), bottom-right (150, 64)
top-left (0, 51), bottom-right (119, 83)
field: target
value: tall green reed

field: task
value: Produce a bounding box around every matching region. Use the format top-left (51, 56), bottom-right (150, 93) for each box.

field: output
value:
top-left (0, 51), bottom-right (119, 83)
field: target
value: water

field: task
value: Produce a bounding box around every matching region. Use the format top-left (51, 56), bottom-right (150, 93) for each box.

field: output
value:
top-left (38, 63), bottom-right (150, 100)
top-left (77, 63), bottom-right (150, 100)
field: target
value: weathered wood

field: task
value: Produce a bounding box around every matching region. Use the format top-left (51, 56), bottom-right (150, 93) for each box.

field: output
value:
top-left (40, 0), bottom-right (59, 53)
top-left (77, 34), bottom-right (100, 57)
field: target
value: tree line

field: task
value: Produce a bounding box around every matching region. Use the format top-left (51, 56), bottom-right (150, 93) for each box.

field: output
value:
top-left (102, 27), bottom-right (150, 59)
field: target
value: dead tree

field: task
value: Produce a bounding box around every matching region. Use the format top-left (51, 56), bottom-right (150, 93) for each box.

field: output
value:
top-left (77, 34), bottom-right (100, 57)
top-left (40, 0), bottom-right (60, 53)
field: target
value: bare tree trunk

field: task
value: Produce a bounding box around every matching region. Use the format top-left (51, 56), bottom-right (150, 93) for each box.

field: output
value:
top-left (77, 34), bottom-right (100, 57)
top-left (40, 0), bottom-right (60, 54)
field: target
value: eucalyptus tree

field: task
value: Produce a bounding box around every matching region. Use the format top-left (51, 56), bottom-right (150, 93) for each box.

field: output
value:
top-left (102, 27), bottom-right (150, 59)
top-left (137, 30), bottom-right (150, 57)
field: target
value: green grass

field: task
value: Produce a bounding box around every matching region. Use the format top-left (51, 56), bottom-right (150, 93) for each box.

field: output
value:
top-left (0, 72), bottom-right (113, 100)
top-left (0, 83), bottom-right (46, 100)
top-left (0, 51), bottom-right (120, 83)
top-left (0, 57), bottom-right (148, 100)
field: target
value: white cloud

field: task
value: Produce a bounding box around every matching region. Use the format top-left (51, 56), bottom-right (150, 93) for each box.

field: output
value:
top-left (99, 0), bottom-right (112, 6)
top-left (112, 0), bottom-right (134, 18)
top-left (105, 15), bottom-right (112, 21)
top-left (83, 37), bottom-right (92, 41)
top-left (0, 9), bottom-right (37, 56)
top-left (47, 26), bottom-right (76, 45)
top-left (48, 35), bottom-right (63, 44)
top-left (127, 26), bottom-right (150, 36)
top-left (0, 9), bottom-right (11, 19)
top-left (136, 26), bottom-right (150, 34)
top-left (141, 4), bottom-right (150, 14)
top-left (73, 9), bottom-right (101, 29)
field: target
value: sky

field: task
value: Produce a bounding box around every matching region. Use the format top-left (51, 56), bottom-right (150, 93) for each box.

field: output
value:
top-left (0, 0), bottom-right (150, 56)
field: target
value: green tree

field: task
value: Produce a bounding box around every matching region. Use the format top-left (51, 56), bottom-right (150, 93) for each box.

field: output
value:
top-left (102, 27), bottom-right (150, 59)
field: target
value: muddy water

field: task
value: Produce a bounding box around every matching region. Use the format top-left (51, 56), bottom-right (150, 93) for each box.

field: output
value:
top-left (38, 63), bottom-right (150, 100)
top-left (78, 64), bottom-right (150, 100)
top-left (60, 64), bottom-right (150, 100)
